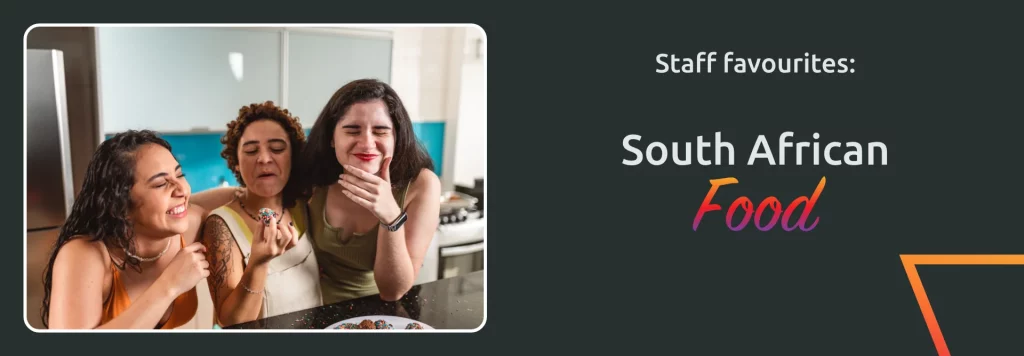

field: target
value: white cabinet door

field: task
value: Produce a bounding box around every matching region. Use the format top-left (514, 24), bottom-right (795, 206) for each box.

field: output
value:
top-left (97, 27), bottom-right (282, 134)
top-left (286, 31), bottom-right (392, 129)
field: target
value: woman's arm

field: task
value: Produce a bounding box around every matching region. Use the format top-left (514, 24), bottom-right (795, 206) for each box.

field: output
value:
top-left (201, 215), bottom-right (269, 326)
top-left (372, 169), bottom-right (441, 301)
top-left (48, 238), bottom-right (176, 329)
top-left (190, 187), bottom-right (240, 211)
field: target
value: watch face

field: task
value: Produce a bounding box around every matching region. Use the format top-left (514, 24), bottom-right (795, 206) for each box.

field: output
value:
top-left (393, 213), bottom-right (407, 231)
top-left (384, 212), bottom-right (407, 231)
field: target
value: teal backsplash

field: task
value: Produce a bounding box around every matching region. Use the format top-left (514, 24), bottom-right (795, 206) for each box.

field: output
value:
top-left (106, 122), bottom-right (445, 193)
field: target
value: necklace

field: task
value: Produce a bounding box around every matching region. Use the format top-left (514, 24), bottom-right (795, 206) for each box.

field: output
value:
top-left (238, 195), bottom-right (282, 225)
top-left (125, 238), bottom-right (172, 262)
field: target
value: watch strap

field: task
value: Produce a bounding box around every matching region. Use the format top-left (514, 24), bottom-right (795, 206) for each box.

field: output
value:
top-left (381, 211), bottom-right (408, 232)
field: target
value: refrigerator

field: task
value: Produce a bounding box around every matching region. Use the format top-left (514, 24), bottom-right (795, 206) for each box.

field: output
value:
top-left (26, 49), bottom-right (75, 330)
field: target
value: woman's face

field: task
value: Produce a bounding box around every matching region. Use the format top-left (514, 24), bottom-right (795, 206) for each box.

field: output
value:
top-left (332, 100), bottom-right (395, 175)
top-left (129, 143), bottom-right (191, 237)
top-left (236, 119), bottom-right (292, 198)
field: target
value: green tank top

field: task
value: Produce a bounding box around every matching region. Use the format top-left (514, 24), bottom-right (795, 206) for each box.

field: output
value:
top-left (308, 185), bottom-right (409, 304)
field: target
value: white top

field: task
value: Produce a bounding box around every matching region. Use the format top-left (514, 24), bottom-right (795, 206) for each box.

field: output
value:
top-left (208, 203), bottom-right (323, 324)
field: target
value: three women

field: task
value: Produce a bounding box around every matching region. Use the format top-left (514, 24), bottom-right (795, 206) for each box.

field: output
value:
top-left (42, 79), bottom-right (441, 329)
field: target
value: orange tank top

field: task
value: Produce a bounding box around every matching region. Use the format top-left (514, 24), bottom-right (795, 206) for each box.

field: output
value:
top-left (101, 235), bottom-right (198, 329)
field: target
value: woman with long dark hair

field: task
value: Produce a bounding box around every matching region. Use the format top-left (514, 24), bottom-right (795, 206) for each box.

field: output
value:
top-left (302, 79), bottom-right (441, 304)
top-left (41, 130), bottom-right (236, 329)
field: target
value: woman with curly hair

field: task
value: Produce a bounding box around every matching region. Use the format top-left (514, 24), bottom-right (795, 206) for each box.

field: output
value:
top-left (302, 79), bottom-right (441, 304)
top-left (42, 130), bottom-right (239, 329)
top-left (200, 101), bottom-right (321, 327)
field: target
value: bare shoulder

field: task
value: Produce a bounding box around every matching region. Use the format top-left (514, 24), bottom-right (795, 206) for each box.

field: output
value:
top-left (202, 213), bottom-right (231, 237)
top-left (406, 168), bottom-right (441, 206)
top-left (53, 236), bottom-right (109, 274)
top-left (48, 236), bottom-right (112, 328)
top-left (189, 203), bottom-right (210, 223)
top-left (201, 213), bottom-right (238, 246)
top-left (411, 169), bottom-right (441, 195)
top-left (185, 204), bottom-right (210, 244)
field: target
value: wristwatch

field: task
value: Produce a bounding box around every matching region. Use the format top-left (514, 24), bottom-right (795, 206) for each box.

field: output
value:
top-left (381, 211), bottom-right (408, 232)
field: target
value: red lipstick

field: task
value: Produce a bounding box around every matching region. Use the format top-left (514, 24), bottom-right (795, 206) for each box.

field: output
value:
top-left (354, 153), bottom-right (378, 162)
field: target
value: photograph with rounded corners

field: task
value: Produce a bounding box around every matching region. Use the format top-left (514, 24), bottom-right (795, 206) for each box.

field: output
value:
top-left (24, 23), bottom-right (486, 332)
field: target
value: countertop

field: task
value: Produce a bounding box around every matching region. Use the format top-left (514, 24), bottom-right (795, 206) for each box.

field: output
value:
top-left (225, 270), bottom-right (484, 330)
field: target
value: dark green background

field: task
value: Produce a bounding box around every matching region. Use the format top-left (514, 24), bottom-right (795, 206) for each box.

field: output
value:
top-left (9, 2), bottom-right (1023, 355)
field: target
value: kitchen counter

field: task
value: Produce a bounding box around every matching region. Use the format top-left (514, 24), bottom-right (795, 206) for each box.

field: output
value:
top-left (225, 270), bottom-right (484, 330)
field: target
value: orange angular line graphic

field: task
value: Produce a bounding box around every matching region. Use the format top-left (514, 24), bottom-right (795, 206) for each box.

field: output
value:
top-left (899, 254), bottom-right (1024, 356)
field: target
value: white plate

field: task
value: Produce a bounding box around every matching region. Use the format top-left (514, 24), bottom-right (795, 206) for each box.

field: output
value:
top-left (325, 315), bottom-right (434, 330)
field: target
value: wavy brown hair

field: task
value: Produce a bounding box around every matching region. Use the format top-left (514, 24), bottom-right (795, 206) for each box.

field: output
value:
top-left (301, 79), bottom-right (434, 191)
top-left (220, 101), bottom-right (306, 208)
top-left (41, 130), bottom-right (172, 328)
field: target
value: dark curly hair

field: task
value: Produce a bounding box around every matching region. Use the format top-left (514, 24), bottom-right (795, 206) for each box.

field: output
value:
top-left (220, 101), bottom-right (306, 208)
top-left (302, 79), bottom-right (434, 191)
top-left (40, 130), bottom-right (171, 328)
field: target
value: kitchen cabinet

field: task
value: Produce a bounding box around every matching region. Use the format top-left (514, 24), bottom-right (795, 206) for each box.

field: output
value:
top-left (26, 229), bottom-right (59, 330)
top-left (96, 27), bottom-right (282, 134)
top-left (286, 31), bottom-right (392, 128)
top-left (96, 27), bottom-right (394, 135)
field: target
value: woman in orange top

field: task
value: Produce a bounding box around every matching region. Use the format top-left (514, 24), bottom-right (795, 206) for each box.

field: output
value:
top-left (41, 130), bottom-right (237, 329)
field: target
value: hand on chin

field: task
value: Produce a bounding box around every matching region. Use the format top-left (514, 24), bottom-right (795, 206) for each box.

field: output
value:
top-left (348, 160), bottom-right (379, 176)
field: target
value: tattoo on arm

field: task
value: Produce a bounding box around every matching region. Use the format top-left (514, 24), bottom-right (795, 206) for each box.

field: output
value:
top-left (202, 216), bottom-right (233, 303)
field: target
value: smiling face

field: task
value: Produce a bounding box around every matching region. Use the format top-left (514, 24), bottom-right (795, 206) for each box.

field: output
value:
top-left (128, 143), bottom-right (191, 237)
top-left (332, 100), bottom-right (395, 175)
top-left (236, 119), bottom-right (292, 198)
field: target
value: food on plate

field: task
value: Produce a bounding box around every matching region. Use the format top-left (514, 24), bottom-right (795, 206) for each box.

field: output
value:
top-left (374, 320), bottom-right (394, 329)
top-left (334, 318), bottom-right (419, 330)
